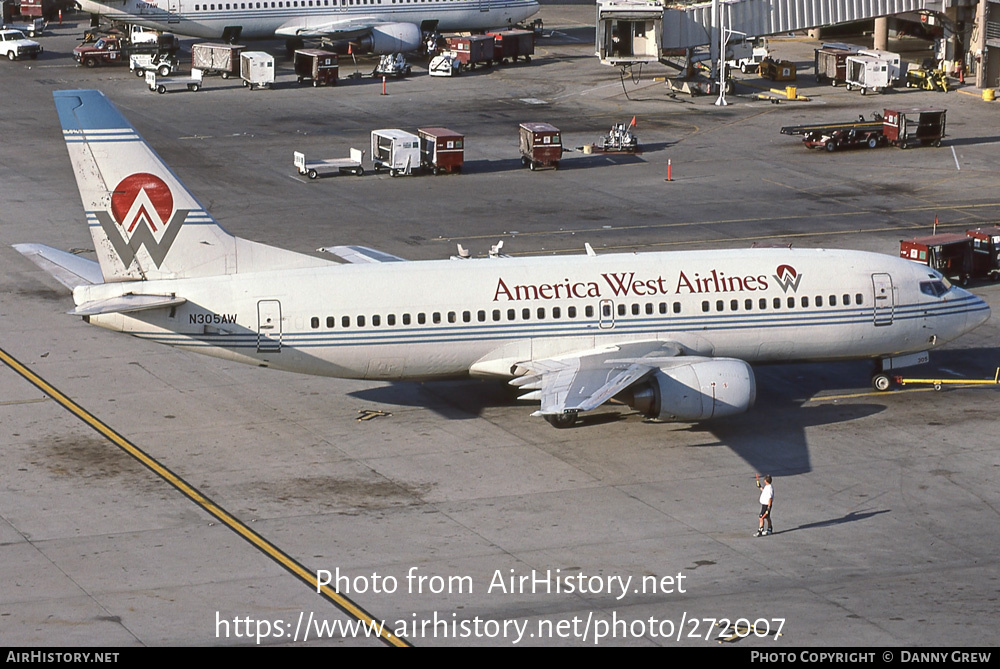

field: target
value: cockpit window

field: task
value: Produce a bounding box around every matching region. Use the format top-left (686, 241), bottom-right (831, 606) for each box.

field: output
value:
top-left (920, 280), bottom-right (950, 297)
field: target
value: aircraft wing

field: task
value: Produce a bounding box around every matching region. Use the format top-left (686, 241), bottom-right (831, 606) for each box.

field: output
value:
top-left (318, 245), bottom-right (408, 264)
top-left (511, 340), bottom-right (682, 416)
top-left (13, 243), bottom-right (103, 290)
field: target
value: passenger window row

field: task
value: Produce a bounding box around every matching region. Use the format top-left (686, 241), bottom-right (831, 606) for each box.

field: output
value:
top-left (701, 293), bottom-right (865, 313)
top-left (308, 301), bottom-right (686, 329)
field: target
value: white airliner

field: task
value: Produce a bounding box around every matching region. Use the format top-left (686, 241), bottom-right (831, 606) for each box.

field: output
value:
top-left (74, 0), bottom-right (539, 53)
top-left (15, 90), bottom-right (991, 427)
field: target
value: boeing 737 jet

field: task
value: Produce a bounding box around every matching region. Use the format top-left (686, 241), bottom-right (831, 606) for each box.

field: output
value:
top-left (74, 0), bottom-right (540, 53)
top-left (15, 90), bottom-right (991, 427)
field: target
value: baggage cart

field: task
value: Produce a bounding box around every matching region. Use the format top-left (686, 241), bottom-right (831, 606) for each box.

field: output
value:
top-left (294, 149), bottom-right (365, 179)
top-left (814, 47), bottom-right (854, 85)
top-left (445, 34), bottom-right (494, 70)
top-left (900, 233), bottom-right (973, 285)
top-left (845, 54), bottom-right (890, 94)
top-left (241, 51), bottom-right (274, 90)
top-left (417, 127), bottom-right (464, 174)
top-left (191, 43), bottom-right (244, 78)
top-left (519, 122), bottom-right (562, 170)
top-left (145, 68), bottom-right (203, 94)
top-left (294, 49), bottom-right (338, 86)
top-left (371, 129), bottom-right (420, 177)
top-left (488, 29), bottom-right (534, 63)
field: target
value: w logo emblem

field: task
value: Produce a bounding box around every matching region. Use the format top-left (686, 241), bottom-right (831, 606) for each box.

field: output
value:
top-left (96, 173), bottom-right (189, 268)
top-left (773, 264), bottom-right (803, 293)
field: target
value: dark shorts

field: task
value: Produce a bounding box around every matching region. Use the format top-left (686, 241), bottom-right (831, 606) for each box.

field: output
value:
top-left (759, 505), bottom-right (772, 518)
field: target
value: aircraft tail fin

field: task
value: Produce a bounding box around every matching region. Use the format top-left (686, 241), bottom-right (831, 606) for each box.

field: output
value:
top-left (54, 90), bottom-right (329, 282)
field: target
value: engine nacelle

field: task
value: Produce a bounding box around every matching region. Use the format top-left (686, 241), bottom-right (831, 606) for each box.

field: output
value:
top-left (356, 23), bottom-right (422, 55)
top-left (620, 358), bottom-right (756, 421)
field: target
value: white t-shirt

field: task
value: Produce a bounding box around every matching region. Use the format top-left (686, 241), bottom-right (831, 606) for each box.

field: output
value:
top-left (759, 483), bottom-right (773, 505)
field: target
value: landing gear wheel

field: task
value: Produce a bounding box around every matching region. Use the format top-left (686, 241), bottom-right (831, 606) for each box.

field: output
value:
top-left (545, 413), bottom-right (578, 429)
top-left (872, 373), bottom-right (892, 392)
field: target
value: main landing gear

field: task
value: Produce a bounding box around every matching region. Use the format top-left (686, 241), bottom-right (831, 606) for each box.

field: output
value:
top-left (544, 412), bottom-right (578, 428)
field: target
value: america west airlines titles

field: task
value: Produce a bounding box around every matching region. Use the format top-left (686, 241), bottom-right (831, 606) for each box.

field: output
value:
top-left (492, 265), bottom-right (803, 302)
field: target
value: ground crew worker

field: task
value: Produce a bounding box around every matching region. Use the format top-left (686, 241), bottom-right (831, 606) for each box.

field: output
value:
top-left (755, 475), bottom-right (773, 537)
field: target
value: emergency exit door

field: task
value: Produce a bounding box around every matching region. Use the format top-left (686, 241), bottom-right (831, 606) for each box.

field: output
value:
top-left (257, 300), bottom-right (282, 352)
top-left (872, 273), bottom-right (894, 326)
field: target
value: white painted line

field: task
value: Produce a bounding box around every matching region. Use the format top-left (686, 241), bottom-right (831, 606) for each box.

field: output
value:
top-left (952, 145), bottom-right (961, 171)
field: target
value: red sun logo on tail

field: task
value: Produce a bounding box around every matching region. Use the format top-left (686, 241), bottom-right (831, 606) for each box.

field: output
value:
top-left (110, 173), bottom-right (174, 234)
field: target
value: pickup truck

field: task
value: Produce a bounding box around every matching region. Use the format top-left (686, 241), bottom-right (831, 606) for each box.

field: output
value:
top-left (73, 33), bottom-right (177, 68)
top-left (0, 29), bottom-right (42, 61)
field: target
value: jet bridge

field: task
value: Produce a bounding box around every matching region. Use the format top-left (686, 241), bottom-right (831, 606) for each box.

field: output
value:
top-left (596, 0), bottom-right (944, 66)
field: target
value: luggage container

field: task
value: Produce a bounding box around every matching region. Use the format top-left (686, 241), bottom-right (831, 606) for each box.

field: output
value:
top-left (882, 108), bottom-right (946, 149)
top-left (371, 129), bottom-right (420, 177)
top-left (859, 48), bottom-right (902, 85)
top-left (488, 29), bottom-right (534, 63)
top-left (519, 122), bottom-right (562, 171)
top-left (900, 233), bottom-right (974, 285)
top-left (192, 43), bottom-right (244, 79)
top-left (445, 34), bottom-right (494, 70)
top-left (966, 227), bottom-right (1000, 281)
top-left (240, 51), bottom-right (274, 90)
top-left (294, 49), bottom-right (338, 86)
top-left (845, 54), bottom-right (890, 94)
top-left (417, 127), bottom-right (464, 175)
top-left (814, 47), bottom-right (854, 85)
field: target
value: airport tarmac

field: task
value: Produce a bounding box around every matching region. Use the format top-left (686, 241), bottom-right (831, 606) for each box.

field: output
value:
top-left (1, 3), bottom-right (999, 647)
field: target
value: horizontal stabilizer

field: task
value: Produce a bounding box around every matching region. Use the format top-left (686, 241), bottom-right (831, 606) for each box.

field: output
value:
top-left (71, 293), bottom-right (187, 316)
top-left (13, 243), bottom-right (103, 290)
top-left (318, 245), bottom-right (408, 264)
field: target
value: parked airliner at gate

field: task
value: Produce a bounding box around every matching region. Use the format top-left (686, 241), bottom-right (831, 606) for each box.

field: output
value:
top-left (14, 91), bottom-right (990, 427)
top-left (74, 0), bottom-right (539, 53)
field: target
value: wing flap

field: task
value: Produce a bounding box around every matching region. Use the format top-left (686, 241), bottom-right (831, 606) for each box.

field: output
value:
top-left (318, 245), bottom-right (408, 264)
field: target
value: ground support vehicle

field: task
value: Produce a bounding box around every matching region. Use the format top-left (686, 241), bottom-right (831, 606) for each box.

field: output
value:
top-left (758, 57), bottom-right (796, 81)
top-left (882, 108), bottom-right (946, 149)
top-left (130, 51), bottom-right (178, 78)
top-left (519, 122), bottom-right (562, 170)
top-left (859, 49), bottom-right (902, 84)
top-left (845, 54), bottom-right (890, 94)
top-left (145, 68), bottom-right (203, 94)
top-left (488, 29), bottom-right (533, 64)
top-left (2, 17), bottom-right (44, 37)
top-left (905, 65), bottom-right (949, 91)
top-left (428, 52), bottom-right (461, 76)
top-left (240, 51), bottom-right (274, 90)
top-left (597, 120), bottom-right (638, 152)
top-left (780, 116), bottom-right (884, 152)
top-left (900, 234), bottom-right (974, 285)
top-left (966, 227), bottom-right (1000, 281)
top-left (371, 129), bottom-right (420, 177)
top-left (192, 43), bottom-right (245, 79)
top-left (0, 28), bottom-right (40, 60)
top-left (294, 49), bottom-right (338, 86)
top-left (418, 127), bottom-right (464, 174)
top-left (814, 46), bottom-right (855, 85)
top-left (294, 149), bottom-right (364, 179)
top-left (74, 34), bottom-right (175, 68)
top-left (445, 35), bottom-right (495, 70)
top-left (727, 36), bottom-right (769, 73)
top-left (371, 53), bottom-right (411, 78)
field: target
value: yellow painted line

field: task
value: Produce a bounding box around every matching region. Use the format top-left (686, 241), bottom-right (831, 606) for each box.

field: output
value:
top-left (0, 346), bottom-right (409, 647)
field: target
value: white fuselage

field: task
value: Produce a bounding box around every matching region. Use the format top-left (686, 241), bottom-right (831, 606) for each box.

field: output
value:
top-left (76, 0), bottom-right (540, 40)
top-left (78, 248), bottom-right (990, 381)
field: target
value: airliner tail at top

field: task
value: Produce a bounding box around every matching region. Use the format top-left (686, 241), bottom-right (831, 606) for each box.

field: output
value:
top-left (75, 0), bottom-right (541, 52)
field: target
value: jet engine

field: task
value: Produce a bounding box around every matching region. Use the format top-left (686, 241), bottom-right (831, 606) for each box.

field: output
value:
top-left (355, 23), bottom-right (423, 54)
top-left (617, 358), bottom-right (756, 421)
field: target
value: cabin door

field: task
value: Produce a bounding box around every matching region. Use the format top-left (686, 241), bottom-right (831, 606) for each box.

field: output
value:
top-left (257, 300), bottom-right (283, 352)
top-left (872, 273), bottom-right (894, 326)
